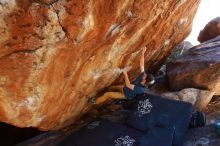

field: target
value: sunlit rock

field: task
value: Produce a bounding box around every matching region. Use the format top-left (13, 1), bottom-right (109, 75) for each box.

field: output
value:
top-left (0, 0), bottom-right (200, 130)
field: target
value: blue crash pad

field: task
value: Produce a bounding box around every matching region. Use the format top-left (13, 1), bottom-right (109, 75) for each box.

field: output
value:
top-left (139, 126), bottom-right (175, 146)
top-left (58, 118), bottom-right (175, 146)
top-left (58, 119), bottom-right (143, 146)
top-left (127, 93), bottom-right (192, 146)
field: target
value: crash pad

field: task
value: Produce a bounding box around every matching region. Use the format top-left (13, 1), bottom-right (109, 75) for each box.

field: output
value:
top-left (127, 93), bottom-right (193, 146)
top-left (58, 119), bottom-right (143, 146)
top-left (59, 119), bottom-right (177, 146)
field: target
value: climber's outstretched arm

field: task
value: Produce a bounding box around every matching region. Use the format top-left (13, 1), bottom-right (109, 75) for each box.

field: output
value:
top-left (123, 70), bottom-right (134, 90)
top-left (140, 46), bottom-right (146, 72)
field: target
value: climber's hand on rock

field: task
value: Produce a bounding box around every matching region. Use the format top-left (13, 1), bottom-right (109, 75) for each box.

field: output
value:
top-left (122, 66), bottom-right (132, 73)
top-left (141, 46), bottom-right (147, 54)
top-left (122, 70), bottom-right (127, 76)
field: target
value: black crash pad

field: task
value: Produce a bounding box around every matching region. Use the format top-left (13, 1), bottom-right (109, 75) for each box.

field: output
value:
top-left (58, 120), bottom-right (144, 146)
top-left (127, 93), bottom-right (193, 146)
top-left (139, 126), bottom-right (175, 146)
top-left (58, 119), bottom-right (176, 146)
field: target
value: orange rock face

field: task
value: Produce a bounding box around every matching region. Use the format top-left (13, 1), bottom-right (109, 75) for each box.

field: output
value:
top-left (0, 0), bottom-right (200, 130)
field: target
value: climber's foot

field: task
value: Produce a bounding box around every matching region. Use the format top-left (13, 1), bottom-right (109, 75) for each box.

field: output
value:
top-left (88, 97), bottom-right (96, 105)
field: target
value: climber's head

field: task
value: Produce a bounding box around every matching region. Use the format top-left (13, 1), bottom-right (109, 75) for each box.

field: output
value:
top-left (140, 73), bottom-right (147, 85)
top-left (140, 73), bottom-right (155, 86)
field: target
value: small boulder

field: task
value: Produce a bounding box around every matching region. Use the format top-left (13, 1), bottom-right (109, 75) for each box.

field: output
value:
top-left (161, 88), bottom-right (214, 110)
top-left (198, 17), bottom-right (220, 43)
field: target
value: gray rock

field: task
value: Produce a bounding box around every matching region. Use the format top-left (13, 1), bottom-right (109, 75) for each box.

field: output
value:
top-left (167, 36), bottom-right (220, 95)
top-left (166, 41), bottom-right (193, 63)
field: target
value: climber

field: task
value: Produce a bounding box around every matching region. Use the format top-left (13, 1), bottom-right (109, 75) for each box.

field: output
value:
top-left (90, 46), bottom-right (155, 105)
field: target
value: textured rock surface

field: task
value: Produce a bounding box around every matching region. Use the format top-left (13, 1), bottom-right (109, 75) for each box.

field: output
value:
top-left (166, 41), bottom-right (193, 63)
top-left (161, 88), bottom-right (214, 110)
top-left (0, 0), bottom-right (200, 130)
top-left (198, 17), bottom-right (220, 43)
top-left (167, 36), bottom-right (220, 95)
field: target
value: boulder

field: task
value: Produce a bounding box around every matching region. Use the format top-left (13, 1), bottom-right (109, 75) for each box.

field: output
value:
top-left (166, 41), bottom-right (193, 63)
top-left (198, 17), bottom-right (220, 43)
top-left (161, 88), bottom-right (214, 110)
top-left (0, 0), bottom-right (200, 130)
top-left (167, 36), bottom-right (220, 95)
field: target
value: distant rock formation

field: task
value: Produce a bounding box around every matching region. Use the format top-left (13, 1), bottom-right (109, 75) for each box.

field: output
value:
top-left (167, 36), bottom-right (220, 95)
top-left (0, 0), bottom-right (200, 130)
top-left (198, 17), bottom-right (220, 43)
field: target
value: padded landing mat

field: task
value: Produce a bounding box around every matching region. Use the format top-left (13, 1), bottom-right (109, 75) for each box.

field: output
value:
top-left (139, 126), bottom-right (174, 146)
top-left (58, 119), bottom-right (175, 146)
top-left (127, 93), bottom-right (192, 146)
top-left (58, 120), bottom-right (143, 146)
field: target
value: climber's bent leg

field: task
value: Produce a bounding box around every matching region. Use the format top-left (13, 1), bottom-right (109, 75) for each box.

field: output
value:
top-left (95, 91), bottom-right (125, 105)
top-left (107, 85), bottom-right (124, 93)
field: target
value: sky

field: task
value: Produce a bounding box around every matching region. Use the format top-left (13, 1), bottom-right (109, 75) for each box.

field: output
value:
top-left (185, 0), bottom-right (220, 45)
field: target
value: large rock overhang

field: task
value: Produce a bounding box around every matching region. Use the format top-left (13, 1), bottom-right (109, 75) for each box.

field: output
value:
top-left (0, 0), bottom-right (200, 130)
